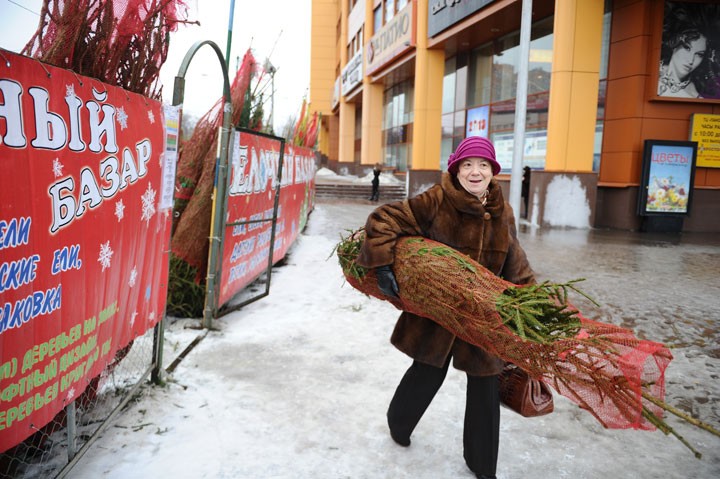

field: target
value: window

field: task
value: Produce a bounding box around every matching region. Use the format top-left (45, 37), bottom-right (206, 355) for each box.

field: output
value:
top-left (442, 58), bottom-right (456, 114)
top-left (382, 80), bottom-right (414, 171)
top-left (442, 16), bottom-right (555, 171)
top-left (594, 5), bottom-right (612, 172)
top-left (373, 6), bottom-right (382, 33)
top-left (468, 46), bottom-right (492, 106)
top-left (347, 30), bottom-right (364, 58)
top-left (354, 107), bottom-right (362, 162)
top-left (373, 0), bottom-right (409, 31)
top-left (384, 0), bottom-right (395, 24)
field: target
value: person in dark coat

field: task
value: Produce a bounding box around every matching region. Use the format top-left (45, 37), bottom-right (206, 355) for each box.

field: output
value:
top-left (369, 163), bottom-right (382, 201)
top-left (521, 165), bottom-right (531, 219)
top-left (356, 136), bottom-right (535, 479)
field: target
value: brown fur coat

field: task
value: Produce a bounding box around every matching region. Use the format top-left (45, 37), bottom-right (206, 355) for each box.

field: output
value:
top-left (356, 173), bottom-right (535, 376)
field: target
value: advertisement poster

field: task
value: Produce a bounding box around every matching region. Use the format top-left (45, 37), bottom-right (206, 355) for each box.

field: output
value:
top-left (465, 106), bottom-right (489, 138)
top-left (656, 2), bottom-right (720, 101)
top-left (491, 130), bottom-right (548, 171)
top-left (638, 140), bottom-right (697, 215)
top-left (218, 130), bottom-right (316, 307)
top-left (690, 113), bottom-right (720, 167)
top-left (0, 51), bottom-right (171, 451)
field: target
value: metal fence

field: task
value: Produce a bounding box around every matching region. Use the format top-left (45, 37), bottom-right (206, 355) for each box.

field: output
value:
top-left (1, 324), bottom-right (154, 478)
top-left (0, 312), bottom-right (215, 479)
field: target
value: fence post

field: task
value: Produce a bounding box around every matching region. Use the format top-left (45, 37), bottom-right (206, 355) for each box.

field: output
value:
top-left (151, 40), bottom-right (232, 384)
top-left (66, 401), bottom-right (77, 461)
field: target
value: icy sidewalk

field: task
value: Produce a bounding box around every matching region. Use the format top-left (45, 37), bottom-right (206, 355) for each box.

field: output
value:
top-left (70, 200), bottom-right (720, 479)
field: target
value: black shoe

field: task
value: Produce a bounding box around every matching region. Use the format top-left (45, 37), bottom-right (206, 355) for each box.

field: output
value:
top-left (389, 429), bottom-right (410, 447)
top-left (475, 474), bottom-right (496, 479)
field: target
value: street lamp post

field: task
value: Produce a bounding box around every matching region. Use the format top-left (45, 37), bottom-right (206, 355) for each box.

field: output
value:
top-left (264, 58), bottom-right (277, 134)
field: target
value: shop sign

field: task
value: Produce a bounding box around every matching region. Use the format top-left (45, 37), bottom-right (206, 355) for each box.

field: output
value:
top-left (466, 105), bottom-right (489, 138)
top-left (428, 0), bottom-right (495, 37)
top-left (366, 1), bottom-right (415, 75)
top-left (637, 140), bottom-right (697, 216)
top-left (690, 113), bottom-right (720, 168)
top-left (332, 77), bottom-right (340, 110)
top-left (341, 49), bottom-right (364, 97)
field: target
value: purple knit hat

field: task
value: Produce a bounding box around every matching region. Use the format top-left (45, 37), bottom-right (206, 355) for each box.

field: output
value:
top-left (447, 136), bottom-right (501, 176)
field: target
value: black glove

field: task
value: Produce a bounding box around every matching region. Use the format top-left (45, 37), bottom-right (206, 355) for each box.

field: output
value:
top-left (376, 265), bottom-right (399, 298)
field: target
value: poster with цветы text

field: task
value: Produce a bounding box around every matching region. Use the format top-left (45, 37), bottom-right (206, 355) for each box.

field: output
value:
top-left (640, 141), bottom-right (696, 215)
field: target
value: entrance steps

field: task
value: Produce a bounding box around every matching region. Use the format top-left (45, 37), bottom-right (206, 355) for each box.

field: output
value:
top-left (315, 182), bottom-right (406, 201)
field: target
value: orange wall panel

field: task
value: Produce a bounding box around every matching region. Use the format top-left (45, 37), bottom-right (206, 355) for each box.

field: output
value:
top-left (640, 118), bottom-right (690, 143)
top-left (605, 76), bottom-right (646, 119)
top-left (610, 1), bottom-right (651, 41)
top-left (599, 151), bottom-right (641, 184)
top-left (642, 100), bottom-right (715, 121)
top-left (607, 36), bottom-right (650, 79)
top-left (702, 168), bottom-right (720, 187)
top-left (603, 118), bottom-right (643, 153)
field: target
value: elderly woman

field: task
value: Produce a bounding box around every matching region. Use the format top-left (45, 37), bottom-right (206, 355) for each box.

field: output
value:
top-left (356, 136), bottom-right (535, 479)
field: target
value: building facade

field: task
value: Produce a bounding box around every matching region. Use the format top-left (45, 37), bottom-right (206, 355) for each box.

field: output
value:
top-left (310, 0), bottom-right (720, 232)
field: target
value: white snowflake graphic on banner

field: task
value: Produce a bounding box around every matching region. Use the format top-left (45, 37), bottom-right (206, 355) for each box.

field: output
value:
top-left (141, 184), bottom-right (157, 224)
top-left (52, 158), bottom-right (64, 178)
top-left (117, 106), bottom-right (129, 130)
top-left (129, 266), bottom-right (138, 287)
top-left (65, 83), bottom-right (76, 99)
top-left (148, 110), bottom-right (155, 124)
top-left (115, 199), bottom-right (125, 221)
top-left (149, 311), bottom-right (156, 322)
top-left (98, 241), bottom-right (113, 271)
top-left (130, 311), bottom-right (138, 328)
top-left (66, 387), bottom-right (76, 401)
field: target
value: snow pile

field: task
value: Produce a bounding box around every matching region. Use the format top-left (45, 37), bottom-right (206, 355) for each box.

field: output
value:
top-left (316, 166), bottom-right (404, 186)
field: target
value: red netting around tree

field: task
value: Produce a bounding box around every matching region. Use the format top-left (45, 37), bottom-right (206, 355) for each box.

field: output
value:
top-left (170, 49), bottom-right (259, 280)
top-left (339, 235), bottom-right (673, 431)
top-left (22, 0), bottom-right (191, 98)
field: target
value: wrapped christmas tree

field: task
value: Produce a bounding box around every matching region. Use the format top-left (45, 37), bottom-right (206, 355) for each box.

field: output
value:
top-left (336, 231), bottom-right (719, 457)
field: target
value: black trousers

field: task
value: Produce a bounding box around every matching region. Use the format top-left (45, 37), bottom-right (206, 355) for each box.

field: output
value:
top-left (387, 358), bottom-right (500, 477)
top-left (370, 183), bottom-right (379, 201)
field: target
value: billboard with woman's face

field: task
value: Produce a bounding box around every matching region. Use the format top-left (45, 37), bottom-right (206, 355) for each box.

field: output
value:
top-left (657, 1), bottom-right (720, 100)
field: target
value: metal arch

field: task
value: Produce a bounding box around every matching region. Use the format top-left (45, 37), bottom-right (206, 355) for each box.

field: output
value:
top-left (166, 39), bottom-right (234, 336)
top-left (172, 40), bottom-right (231, 106)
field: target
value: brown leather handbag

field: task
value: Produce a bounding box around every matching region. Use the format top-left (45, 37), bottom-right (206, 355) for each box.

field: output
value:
top-left (498, 364), bottom-right (554, 417)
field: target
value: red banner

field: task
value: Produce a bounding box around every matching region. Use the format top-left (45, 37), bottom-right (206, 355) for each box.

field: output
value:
top-left (218, 130), bottom-right (316, 307)
top-left (0, 51), bottom-right (171, 451)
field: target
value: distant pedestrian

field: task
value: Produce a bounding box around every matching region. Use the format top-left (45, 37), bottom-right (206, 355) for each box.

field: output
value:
top-left (369, 163), bottom-right (381, 201)
top-left (356, 136), bottom-right (535, 479)
top-left (521, 166), bottom-right (531, 219)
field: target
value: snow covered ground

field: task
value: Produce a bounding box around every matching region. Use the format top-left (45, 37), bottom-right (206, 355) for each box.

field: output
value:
top-left (69, 200), bottom-right (720, 479)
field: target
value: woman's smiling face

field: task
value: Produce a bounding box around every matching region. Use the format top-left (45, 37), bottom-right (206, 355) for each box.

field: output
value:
top-left (456, 157), bottom-right (494, 199)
